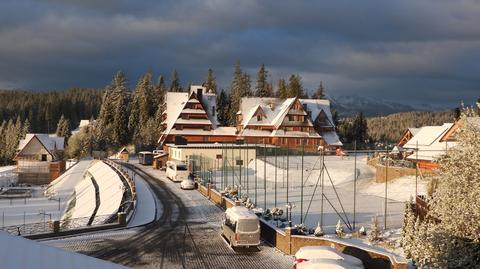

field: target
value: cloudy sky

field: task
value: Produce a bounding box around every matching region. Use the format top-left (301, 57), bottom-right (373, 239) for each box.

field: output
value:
top-left (1, 0), bottom-right (479, 106)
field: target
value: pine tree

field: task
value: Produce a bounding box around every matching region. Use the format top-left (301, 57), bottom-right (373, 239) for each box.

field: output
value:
top-left (277, 78), bottom-right (288, 98)
top-left (111, 71), bottom-right (131, 147)
top-left (22, 118), bottom-right (31, 138)
top-left (129, 73), bottom-right (154, 144)
top-left (154, 75), bottom-right (166, 110)
top-left (216, 89), bottom-right (229, 126)
top-left (311, 81), bottom-right (326, 99)
top-left (170, 69), bottom-right (182, 92)
top-left (401, 199), bottom-right (416, 259)
top-left (228, 61), bottom-right (245, 125)
top-left (204, 68), bottom-right (217, 94)
top-left (55, 115), bottom-right (71, 140)
top-left (255, 64), bottom-right (271, 97)
top-left (287, 74), bottom-right (304, 98)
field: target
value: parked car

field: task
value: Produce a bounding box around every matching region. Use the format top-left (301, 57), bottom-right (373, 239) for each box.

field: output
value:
top-left (293, 246), bottom-right (364, 269)
top-left (180, 174), bottom-right (196, 190)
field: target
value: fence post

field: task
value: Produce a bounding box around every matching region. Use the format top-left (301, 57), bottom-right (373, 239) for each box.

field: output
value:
top-left (353, 141), bottom-right (357, 231)
top-left (118, 212), bottom-right (127, 226)
top-left (384, 148), bottom-right (389, 229)
top-left (53, 220), bottom-right (60, 233)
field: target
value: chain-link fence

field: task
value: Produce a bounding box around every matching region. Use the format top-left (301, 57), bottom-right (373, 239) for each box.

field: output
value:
top-left (189, 142), bottom-right (449, 234)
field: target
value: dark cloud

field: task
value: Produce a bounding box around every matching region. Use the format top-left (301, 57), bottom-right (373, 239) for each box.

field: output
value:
top-left (0, 0), bottom-right (479, 106)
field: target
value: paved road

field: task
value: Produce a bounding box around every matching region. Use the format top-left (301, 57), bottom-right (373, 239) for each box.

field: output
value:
top-left (44, 162), bottom-right (293, 269)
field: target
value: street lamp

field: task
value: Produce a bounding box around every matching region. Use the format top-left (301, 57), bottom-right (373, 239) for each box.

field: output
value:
top-left (285, 202), bottom-right (295, 227)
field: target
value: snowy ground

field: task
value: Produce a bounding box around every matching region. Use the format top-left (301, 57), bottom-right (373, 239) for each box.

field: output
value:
top-left (0, 186), bottom-right (65, 227)
top-left (210, 155), bottom-right (424, 233)
top-left (0, 165), bottom-right (17, 187)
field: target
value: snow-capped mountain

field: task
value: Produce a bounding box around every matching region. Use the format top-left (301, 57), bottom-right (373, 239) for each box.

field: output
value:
top-left (330, 95), bottom-right (449, 117)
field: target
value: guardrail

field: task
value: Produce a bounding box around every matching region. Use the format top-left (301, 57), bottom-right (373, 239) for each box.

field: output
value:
top-left (0, 214), bottom-right (118, 237)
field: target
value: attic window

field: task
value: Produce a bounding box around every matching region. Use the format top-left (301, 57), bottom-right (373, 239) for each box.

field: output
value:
top-left (257, 115), bottom-right (262, 121)
top-left (41, 154), bottom-right (47, 161)
top-left (212, 106), bottom-right (215, 116)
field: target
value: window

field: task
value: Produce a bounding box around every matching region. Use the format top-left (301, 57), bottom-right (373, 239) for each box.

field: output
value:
top-left (41, 154), bottom-right (47, 161)
top-left (176, 125), bottom-right (183, 130)
top-left (289, 115), bottom-right (294, 121)
top-left (257, 115), bottom-right (262, 121)
top-left (212, 106), bottom-right (215, 116)
top-left (181, 114), bottom-right (189, 120)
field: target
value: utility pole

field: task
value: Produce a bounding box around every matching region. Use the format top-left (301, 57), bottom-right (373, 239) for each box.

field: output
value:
top-left (353, 141), bottom-right (357, 230)
top-left (300, 140), bottom-right (304, 224)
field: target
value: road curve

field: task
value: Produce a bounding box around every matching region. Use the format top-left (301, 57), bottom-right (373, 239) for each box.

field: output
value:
top-left (44, 162), bottom-right (293, 269)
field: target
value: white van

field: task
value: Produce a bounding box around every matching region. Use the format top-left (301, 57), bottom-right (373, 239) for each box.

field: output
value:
top-left (222, 206), bottom-right (260, 248)
top-left (166, 161), bottom-right (189, 182)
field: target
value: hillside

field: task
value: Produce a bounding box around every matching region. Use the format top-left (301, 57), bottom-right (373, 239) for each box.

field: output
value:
top-left (367, 110), bottom-right (456, 143)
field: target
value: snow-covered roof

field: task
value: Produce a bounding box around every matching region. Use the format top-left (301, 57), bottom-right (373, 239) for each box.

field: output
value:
top-left (321, 131), bottom-right (343, 146)
top-left (161, 85), bottom-right (219, 142)
top-left (0, 231), bottom-right (128, 269)
top-left (239, 97), bottom-right (334, 129)
top-left (403, 123), bottom-right (453, 149)
top-left (17, 134), bottom-right (65, 158)
top-left (408, 127), bottom-right (421, 136)
top-left (405, 123), bottom-right (456, 161)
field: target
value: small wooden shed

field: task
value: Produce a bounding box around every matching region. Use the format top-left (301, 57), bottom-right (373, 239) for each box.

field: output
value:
top-left (118, 147), bottom-right (129, 161)
top-left (153, 151), bottom-right (168, 169)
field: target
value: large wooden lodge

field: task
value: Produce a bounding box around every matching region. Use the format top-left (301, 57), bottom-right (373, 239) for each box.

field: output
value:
top-left (158, 85), bottom-right (342, 151)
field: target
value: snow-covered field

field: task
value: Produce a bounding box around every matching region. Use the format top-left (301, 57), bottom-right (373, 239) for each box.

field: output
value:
top-left (211, 155), bottom-right (424, 233)
top-left (0, 165), bottom-right (17, 187)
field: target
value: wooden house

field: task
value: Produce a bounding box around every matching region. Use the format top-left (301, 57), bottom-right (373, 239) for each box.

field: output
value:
top-left (404, 123), bottom-right (454, 170)
top-left (236, 97), bottom-right (342, 151)
top-left (14, 134), bottom-right (65, 185)
top-left (118, 147), bottom-right (129, 161)
top-left (158, 85), bottom-right (237, 146)
top-left (397, 128), bottom-right (420, 146)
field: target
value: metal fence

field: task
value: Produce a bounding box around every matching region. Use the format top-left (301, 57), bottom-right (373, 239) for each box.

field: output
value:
top-left (189, 142), bottom-right (449, 234)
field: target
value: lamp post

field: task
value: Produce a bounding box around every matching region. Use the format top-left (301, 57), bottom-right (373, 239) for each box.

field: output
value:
top-left (286, 202), bottom-right (295, 227)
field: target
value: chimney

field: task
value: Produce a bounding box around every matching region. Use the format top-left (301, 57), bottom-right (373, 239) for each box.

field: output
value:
top-left (269, 102), bottom-right (275, 110)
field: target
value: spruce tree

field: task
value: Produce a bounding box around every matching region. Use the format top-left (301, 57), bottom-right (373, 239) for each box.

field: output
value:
top-left (311, 81), bottom-right (326, 99)
top-left (170, 69), bottom-right (182, 92)
top-left (111, 71), bottom-right (131, 147)
top-left (287, 74), bottom-right (304, 98)
top-left (216, 89), bottom-right (229, 126)
top-left (55, 115), bottom-right (71, 140)
top-left (204, 68), bottom-right (217, 94)
top-left (255, 64), bottom-right (271, 97)
top-left (228, 61), bottom-right (245, 125)
top-left (154, 75), bottom-right (166, 110)
top-left (277, 78), bottom-right (288, 98)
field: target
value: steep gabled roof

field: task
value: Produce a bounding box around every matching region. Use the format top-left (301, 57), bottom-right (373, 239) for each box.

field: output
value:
top-left (16, 134), bottom-right (65, 160)
top-left (240, 97), bottom-right (334, 129)
top-left (160, 85), bottom-right (219, 143)
top-left (404, 123), bottom-right (453, 149)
